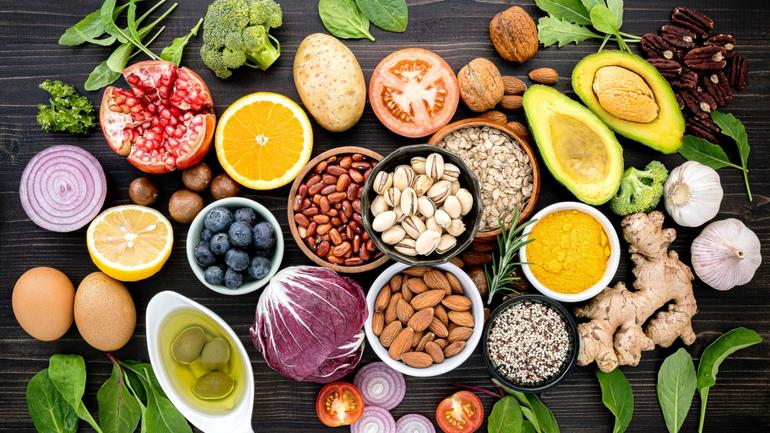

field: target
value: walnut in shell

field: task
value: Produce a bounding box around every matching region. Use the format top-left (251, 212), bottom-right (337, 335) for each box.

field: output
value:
top-left (458, 58), bottom-right (504, 112)
top-left (489, 6), bottom-right (538, 64)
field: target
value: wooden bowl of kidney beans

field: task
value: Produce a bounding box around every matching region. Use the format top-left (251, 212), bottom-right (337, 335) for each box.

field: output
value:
top-left (287, 146), bottom-right (389, 273)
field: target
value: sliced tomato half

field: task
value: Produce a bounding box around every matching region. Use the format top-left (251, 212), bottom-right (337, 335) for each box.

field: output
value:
top-left (436, 391), bottom-right (484, 433)
top-left (315, 382), bottom-right (365, 427)
top-left (369, 48), bottom-right (460, 138)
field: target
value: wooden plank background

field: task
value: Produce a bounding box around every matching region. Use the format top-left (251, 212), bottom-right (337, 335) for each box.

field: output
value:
top-left (0, 0), bottom-right (767, 432)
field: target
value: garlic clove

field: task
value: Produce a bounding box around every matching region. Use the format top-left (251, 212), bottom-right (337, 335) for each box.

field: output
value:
top-left (691, 218), bottom-right (761, 291)
top-left (664, 161), bottom-right (723, 227)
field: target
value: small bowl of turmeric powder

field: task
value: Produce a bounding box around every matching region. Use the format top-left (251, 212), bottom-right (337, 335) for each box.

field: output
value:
top-left (520, 202), bottom-right (620, 303)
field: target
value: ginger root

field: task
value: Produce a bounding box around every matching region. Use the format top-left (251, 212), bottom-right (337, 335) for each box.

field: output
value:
top-left (575, 211), bottom-right (697, 372)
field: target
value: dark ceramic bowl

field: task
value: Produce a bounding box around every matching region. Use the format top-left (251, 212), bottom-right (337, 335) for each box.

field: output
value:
top-left (361, 144), bottom-right (483, 266)
top-left (482, 294), bottom-right (579, 393)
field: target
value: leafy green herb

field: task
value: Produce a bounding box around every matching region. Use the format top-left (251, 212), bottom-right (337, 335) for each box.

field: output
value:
top-left (535, 0), bottom-right (639, 50)
top-left (484, 211), bottom-right (536, 304)
top-left (607, 0), bottom-right (623, 27)
top-left (58, 4), bottom-right (128, 46)
top-left (97, 358), bottom-right (142, 433)
top-left (26, 369), bottom-right (79, 433)
top-left (488, 396), bottom-right (523, 433)
top-left (596, 369), bottom-right (633, 433)
top-left (160, 18), bottom-right (203, 65)
top-left (318, 0), bottom-right (375, 41)
top-left (144, 369), bottom-right (193, 433)
top-left (100, 0), bottom-right (158, 60)
top-left (537, 16), bottom-right (601, 47)
top-left (355, 0), bottom-right (408, 32)
top-left (48, 355), bottom-right (104, 433)
top-left (696, 328), bottom-right (762, 433)
top-left (678, 135), bottom-right (741, 170)
top-left (710, 111), bottom-right (752, 201)
top-left (657, 348), bottom-right (697, 433)
top-left (495, 382), bottom-right (559, 433)
top-left (37, 80), bottom-right (96, 134)
top-left (535, 0), bottom-right (591, 24)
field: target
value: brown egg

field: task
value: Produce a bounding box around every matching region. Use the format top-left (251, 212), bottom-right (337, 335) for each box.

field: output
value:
top-left (12, 267), bottom-right (75, 341)
top-left (74, 272), bottom-right (136, 351)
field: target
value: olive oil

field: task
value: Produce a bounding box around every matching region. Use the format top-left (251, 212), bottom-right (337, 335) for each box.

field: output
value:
top-left (159, 309), bottom-right (246, 413)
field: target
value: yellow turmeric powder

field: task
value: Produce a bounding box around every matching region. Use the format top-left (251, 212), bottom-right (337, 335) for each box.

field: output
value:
top-left (526, 209), bottom-right (610, 294)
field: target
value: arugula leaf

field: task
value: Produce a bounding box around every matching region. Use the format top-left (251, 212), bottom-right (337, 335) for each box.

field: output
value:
top-left (318, 0), bottom-right (375, 41)
top-left (488, 396), bottom-right (523, 433)
top-left (538, 16), bottom-right (602, 47)
top-left (48, 355), bottom-right (104, 433)
top-left (27, 369), bottom-right (79, 433)
top-left (657, 348), bottom-right (697, 433)
top-left (355, 0), bottom-right (408, 33)
top-left (596, 369), bottom-right (633, 433)
top-left (711, 111), bottom-right (751, 201)
top-left (607, 0), bottom-right (624, 28)
top-left (59, 4), bottom-right (128, 46)
top-left (97, 360), bottom-right (142, 433)
top-left (160, 18), bottom-right (203, 65)
top-left (535, 0), bottom-right (591, 25)
top-left (678, 135), bottom-right (742, 170)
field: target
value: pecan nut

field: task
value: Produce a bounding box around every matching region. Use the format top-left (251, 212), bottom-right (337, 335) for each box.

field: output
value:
top-left (660, 25), bottom-right (696, 49)
top-left (686, 116), bottom-right (721, 143)
top-left (670, 68), bottom-right (698, 89)
top-left (728, 53), bottom-right (748, 90)
top-left (702, 72), bottom-right (733, 106)
top-left (641, 33), bottom-right (676, 60)
top-left (648, 58), bottom-right (683, 79)
top-left (683, 46), bottom-right (727, 71)
top-left (704, 34), bottom-right (736, 58)
top-left (680, 88), bottom-right (715, 119)
top-left (671, 6), bottom-right (714, 38)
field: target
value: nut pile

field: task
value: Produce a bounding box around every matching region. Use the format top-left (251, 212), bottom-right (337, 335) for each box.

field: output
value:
top-left (434, 127), bottom-right (532, 231)
top-left (640, 6), bottom-right (747, 142)
top-left (370, 153), bottom-right (474, 257)
top-left (372, 266), bottom-right (475, 368)
top-left (293, 153), bottom-right (383, 267)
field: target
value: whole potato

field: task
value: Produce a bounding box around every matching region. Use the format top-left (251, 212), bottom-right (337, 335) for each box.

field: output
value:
top-left (293, 33), bottom-right (366, 132)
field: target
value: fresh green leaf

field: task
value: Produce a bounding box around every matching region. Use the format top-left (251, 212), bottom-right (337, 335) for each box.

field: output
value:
top-left (59, 4), bottom-right (128, 46)
top-left (657, 348), bottom-right (697, 433)
top-left (522, 421), bottom-right (537, 433)
top-left (503, 388), bottom-right (560, 433)
top-left (126, 1), bottom-right (143, 46)
top-left (144, 371), bottom-right (192, 433)
top-left (122, 372), bottom-right (148, 433)
top-left (484, 211), bottom-right (537, 304)
top-left (596, 369), bottom-right (633, 433)
top-left (581, 0), bottom-right (605, 12)
top-left (488, 396), bottom-right (523, 433)
top-left (107, 43), bottom-right (135, 73)
top-left (160, 18), bottom-right (203, 65)
top-left (97, 360), bottom-right (142, 433)
top-left (48, 355), bottom-right (104, 433)
top-left (678, 135), bottom-right (742, 170)
top-left (100, 0), bottom-right (129, 43)
top-left (606, 0), bottom-right (623, 28)
top-left (26, 369), bottom-right (79, 433)
top-left (85, 61), bottom-right (123, 91)
top-left (318, 0), bottom-right (375, 41)
top-left (355, 0), bottom-right (408, 32)
top-left (697, 328), bottom-right (762, 433)
top-left (589, 5), bottom-right (619, 35)
top-left (710, 111), bottom-right (752, 201)
top-left (535, 0), bottom-right (591, 25)
top-left (537, 16), bottom-right (602, 47)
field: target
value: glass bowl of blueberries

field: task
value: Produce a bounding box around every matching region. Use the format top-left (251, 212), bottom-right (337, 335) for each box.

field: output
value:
top-left (186, 197), bottom-right (284, 295)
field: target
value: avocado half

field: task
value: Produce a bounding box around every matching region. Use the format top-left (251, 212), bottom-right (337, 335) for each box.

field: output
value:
top-left (572, 50), bottom-right (685, 154)
top-left (523, 85), bottom-right (623, 205)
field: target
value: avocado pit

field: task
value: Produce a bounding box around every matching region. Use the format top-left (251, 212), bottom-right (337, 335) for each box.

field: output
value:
top-left (592, 66), bottom-right (659, 123)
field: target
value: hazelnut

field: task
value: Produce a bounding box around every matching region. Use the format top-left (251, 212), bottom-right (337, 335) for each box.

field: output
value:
top-left (489, 6), bottom-right (538, 64)
top-left (458, 58), bottom-right (504, 112)
top-left (168, 189), bottom-right (204, 224)
top-left (182, 162), bottom-right (213, 192)
top-left (210, 173), bottom-right (240, 199)
top-left (128, 177), bottom-right (159, 206)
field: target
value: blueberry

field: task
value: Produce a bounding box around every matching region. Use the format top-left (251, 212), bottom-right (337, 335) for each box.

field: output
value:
top-left (225, 249), bottom-right (249, 272)
top-left (224, 268), bottom-right (243, 289)
top-left (234, 207), bottom-right (258, 225)
top-left (210, 233), bottom-right (230, 256)
top-left (200, 228), bottom-right (214, 242)
top-left (228, 221), bottom-right (253, 248)
top-left (252, 222), bottom-right (276, 250)
top-left (204, 206), bottom-right (233, 232)
top-left (193, 242), bottom-right (216, 267)
top-left (248, 256), bottom-right (271, 280)
top-left (203, 265), bottom-right (225, 285)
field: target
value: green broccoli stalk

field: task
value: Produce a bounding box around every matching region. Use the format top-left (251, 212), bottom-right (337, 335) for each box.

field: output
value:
top-left (609, 161), bottom-right (669, 216)
top-left (200, 0), bottom-right (282, 79)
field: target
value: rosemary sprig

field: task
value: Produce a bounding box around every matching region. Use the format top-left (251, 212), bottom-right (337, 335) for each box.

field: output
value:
top-left (484, 211), bottom-right (536, 305)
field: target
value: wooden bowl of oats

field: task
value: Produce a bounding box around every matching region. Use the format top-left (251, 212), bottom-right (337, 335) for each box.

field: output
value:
top-left (429, 118), bottom-right (541, 243)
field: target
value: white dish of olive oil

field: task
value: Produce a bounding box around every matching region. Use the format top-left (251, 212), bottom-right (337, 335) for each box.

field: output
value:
top-left (147, 291), bottom-right (254, 433)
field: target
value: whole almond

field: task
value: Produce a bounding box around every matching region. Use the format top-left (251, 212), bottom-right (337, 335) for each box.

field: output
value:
top-left (449, 256), bottom-right (464, 269)
top-left (442, 295), bottom-right (472, 312)
top-left (380, 321), bottom-right (402, 348)
top-left (434, 304), bottom-right (449, 326)
top-left (375, 286), bottom-right (391, 312)
top-left (443, 341), bottom-right (466, 357)
top-left (429, 317), bottom-right (449, 338)
top-left (435, 338), bottom-right (449, 349)
top-left (411, 289), bottom-right (445, 310)
top-left (478, 110), bottom-right (507, 124)
top-left (500, 95), bottom-right (523, 111)
top-left (385, 292), bottom-right (402, 323)
top-left (425, 341), bottom-right (445, 364)
top-left (389, 274), bottom-right (403, 291)
top-left (389, 328), bottom-right (415, 360)
top-left (424, 270), bottom-right (452, 293)
top-left (372, 311), bottom-right (385, 336)
top-left (408, 308), bottom-right (435, 333)
top-left (416, 332), bottom-right (436, 352)
top-left (397, 298), bottom-right (414, 324)
top-left (502, 75), bottom-right (527, 95)
top-left (401, 283), bottom-right (413, 302)
top-left (406, 278), bottom-right (429, 294)
top-left (401, 351), bottom-right (434, 368)
top-left (445, 272), bottom-right (463, 294)
top-left (404, 266), bottom-right (431, 277)
top-left (448, 326), bottom-right (474, 343)
top-left (412, 330), bottom-right (424, 347)
top-left (506, 121), bottom-right (530, 140)
top-left (448, 311), bottom-right (475, 327)
top-left (529, 67), bottom-right (559, 85)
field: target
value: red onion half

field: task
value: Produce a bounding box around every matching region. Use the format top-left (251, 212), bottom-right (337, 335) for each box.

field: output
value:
top-left (351, 406), bottom-right (396, 433)
top-left (19, 145), bottom-right (107, 232)
top-left (396, 414), bottom-right (436, 433)
top-left (354, 362), bottom-right (406, 410)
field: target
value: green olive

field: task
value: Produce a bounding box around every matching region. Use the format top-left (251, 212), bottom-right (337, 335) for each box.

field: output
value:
top-left (200, 337), bottom-right (231, 370)
top-left (170, 326), bottom-right (207, 364)
top-left (193, 371), bottom-right (235, 400)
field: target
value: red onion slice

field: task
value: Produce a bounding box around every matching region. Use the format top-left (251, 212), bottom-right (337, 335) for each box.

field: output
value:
top-left (396, 414), bottom-right (436, 433)
top-left (19, 145), bottom-right (107, 232)
top-left (351, 406), bottom-right (396, 433)
top-left (354, 362), bottom-right (406, 410)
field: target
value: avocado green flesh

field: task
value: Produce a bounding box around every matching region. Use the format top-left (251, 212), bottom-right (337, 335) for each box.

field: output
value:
top-left (572, 50), bottom-right (685, 154)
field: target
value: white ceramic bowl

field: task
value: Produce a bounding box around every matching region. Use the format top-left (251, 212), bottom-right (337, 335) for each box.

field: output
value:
top-left (520, 201), bottom-right (620, 303)
top-left (186, 197), bottom-right (283, 295)
top-left (364, 262), bottom-right (484, 377)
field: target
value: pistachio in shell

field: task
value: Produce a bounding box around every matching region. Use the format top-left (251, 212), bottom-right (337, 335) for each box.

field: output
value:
top-left (193, 371), bottom-right (235, 400)
top-left (171, 326), bottom-right (207, 364)
top-left (200, 337), bottom-right (231, 370)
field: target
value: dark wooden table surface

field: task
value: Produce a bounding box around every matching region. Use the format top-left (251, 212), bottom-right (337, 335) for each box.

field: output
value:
top-left (1, 1), bottom-right (768, 432)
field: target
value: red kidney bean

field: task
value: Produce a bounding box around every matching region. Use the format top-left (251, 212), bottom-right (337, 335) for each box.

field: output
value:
top-left (298, 226), bottom-right (307, 239)
top-left (307, 222), bottom-right (317, 237)
top-left (345, 183), bottom-right (358, 200)
top-left (302, 207), bottom-right (319, 217)
top-left (322, 174), bottom-right (337, 185)
top-left (321, 184), bottom-right (337, 195)
top-left (339, 212), bottom-right (348, 224)
top-left (366, 239), bottom-right (377, 252)
top-left (351, 161), bottom-right (370, 170)
top-left (352, 199), bottom-right (362, 214)
top-left (328, 192), bottom-right (346, 203)
top-left (331, 217), bottom-right (341, 226)
top-left (352, 153), bottom-right (365, 161)
top-left (333, 242), bottom-right (351, 257)
top-left (326, 156), bottom-right (337, 163)
top-left (327, 255), bottom-right (345, 264)
top-left (340, 156), bottom-right (352, 168)
top-left (345, 257), bottom-right (365, 266)
top-left (336, 174), bottom-right (351, 192)
top-left (327, 165), bottom-right (347, 176)
top-left (307, 182), bottom-right (324, 195)
top-left (329, 228), bottom-right (342, 245)
top-left (328, 209), bottom-right (338, 217)
top-left (294, 213), bottom-right (310, 228)
top-left (319, 196), bottom-right (330, 213)
top-left (352, 214), bottom-right (364, 225)
top-left (349, 169), bottom-right (364, 183)
top-left (298, 184), bottom-right (308, 198)
top-left (293, 196), bottom-right (303, 211)
top-left (316, 223), bottom-right (332, 235)
top-left (312, 214), bottom-right (329, 224)
top-left (353, 235), bottom-right (361, 253)
top-left (315, 161), bottom-right (327, 173)
top-left (316, 241), bottom-right (330, 257)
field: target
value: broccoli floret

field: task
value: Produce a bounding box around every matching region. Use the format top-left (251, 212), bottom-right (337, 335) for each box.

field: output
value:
top-left (610, 161), bottom-right (669, 216)
top-left (200, 0), bottom-right (282, 79)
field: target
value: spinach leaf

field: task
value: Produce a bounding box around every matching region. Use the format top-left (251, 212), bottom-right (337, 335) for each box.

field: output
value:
top-left (160, 18), bottom-right (204, 65)
top-left (657, 348), bottom-right (696, 433)
top-left (97, 360), bottom-right (142, 433)
top-left (535, 0), bottom-right (591, 25)
top-left (606, 0), bottom-right (623, 28)
top-left (144, 370), bottom-right (192, 433)
top-left (711, 111), bottom-right (753, 201)
top-left (538, 16), bottom-right (602, 47)
top-left (589, 5), bottom-right (619, 35)
top-left (122, 372), bottom-right (148, 433)
top-left (318, 0), bottom-right (375, 41)
top-left (596, 369), bottom-right (633, 433)
top-left (59, 4), bottom-right (128, 46)
top-left (678, 135), bottom-right (742, 170)
top-left (696, 328), bottom-right (762, 433)
top-left (48, 355), bottom-right (104, 433)
top-left (522, 421), bottom-right (537, 433)
top-left (355, 0), bottom-right (408, 32)
top-left (27, 369), bottom-right (79, 433)
top-left (507, 389), bottom-right (559, 433)
top-left (488, 396), bottom-right (523, 433)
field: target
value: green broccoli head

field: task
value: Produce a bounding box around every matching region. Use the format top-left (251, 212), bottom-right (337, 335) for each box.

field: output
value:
top-left (200, 0), bottom-right (282, 79)
top-left (610, 161), bottom-right (669, 216)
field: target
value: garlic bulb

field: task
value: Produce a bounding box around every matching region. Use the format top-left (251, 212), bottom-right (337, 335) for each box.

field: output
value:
top-left (664, 161), bottom-right (723, 227)
top-left (691, 219), bottom-right (761, 291)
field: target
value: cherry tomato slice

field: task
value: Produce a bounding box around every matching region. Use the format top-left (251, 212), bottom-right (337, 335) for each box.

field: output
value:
top-left (315, 382), bottom-right (365, 427)
top-left (436, 391), bottom-right (484, 433)
top-left (369, 48), bottom-right (460, 138)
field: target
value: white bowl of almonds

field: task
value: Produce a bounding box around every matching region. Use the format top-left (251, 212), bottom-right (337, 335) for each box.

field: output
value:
top-left (364, 262), bottom-right (485, 377)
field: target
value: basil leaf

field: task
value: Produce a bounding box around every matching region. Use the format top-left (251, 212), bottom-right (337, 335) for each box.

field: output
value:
top-left (697, 328), bottom-right (762, 433)
top-left (606, 0), bottom-right (623, 28)
top-left (27, 369), bottom-right (79, 433)
top-left (355, 0), bottom-right (408, 32)
top-left (48, 355), bottom-right (104, 433)
top-left (488, 396), bottom-right (523, 433)
top-left (711, 111), bottom-right (749, 166)
top-left (589, 5), bottom-right (619, 35)
top-left (538, 16), bottom-right (602, 47)
top-left (160, 18), bottom-right (203, 66)
top-left (97, 361), bottom-right (141, 433)
top-left (318, 0), bottom-right (375, 41)
top-left (657, 348), bottom-right (696, 433)
top-left (678, 135), bottom-right (742, 170)
top-left (144, 371), bottom-right (192, 433)
top-left (596, 369), bottom-right (633, 433)
top-left (535, 0), bottom-right (591, 25)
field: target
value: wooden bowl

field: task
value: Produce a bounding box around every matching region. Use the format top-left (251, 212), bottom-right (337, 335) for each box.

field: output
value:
top-left (287, 146), bottom-right (389, 273)
top-left (428, 118), bottom-right (541, 243)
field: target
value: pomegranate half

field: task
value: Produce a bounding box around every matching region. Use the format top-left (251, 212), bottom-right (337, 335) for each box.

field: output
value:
top-left (100, 60), bottom-right (216, 174)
